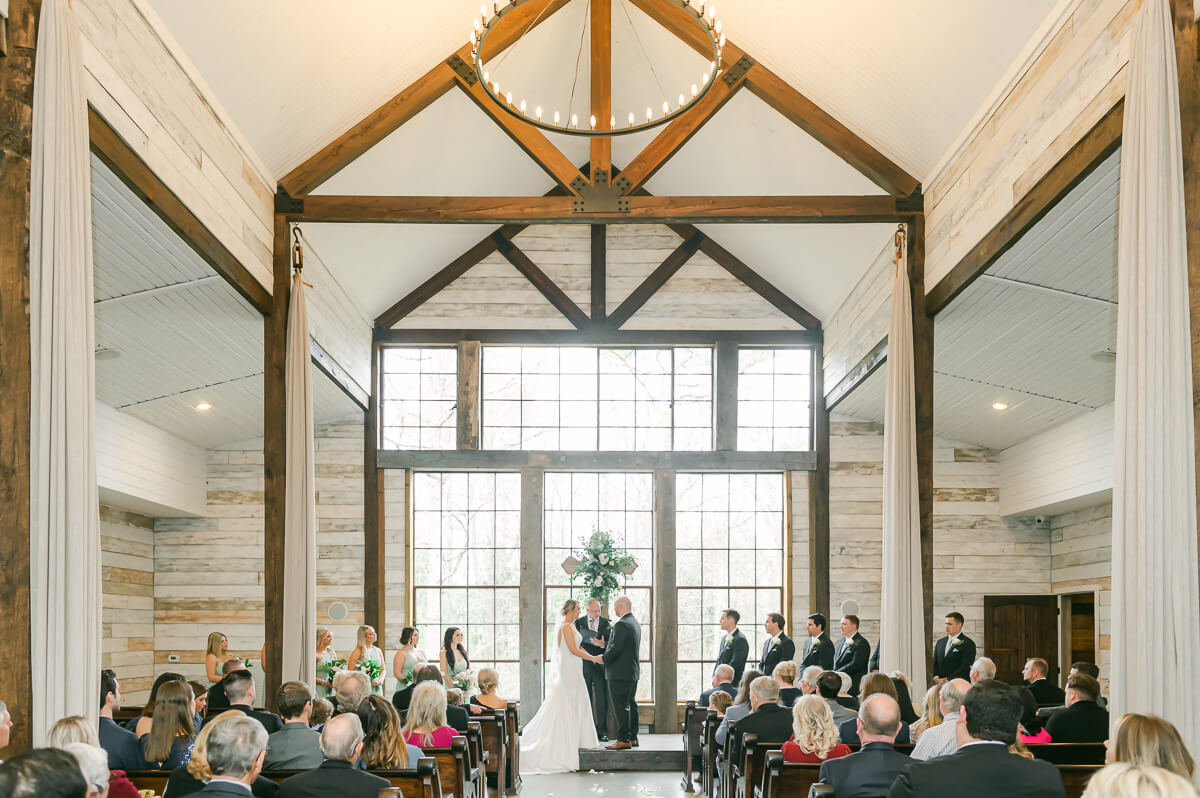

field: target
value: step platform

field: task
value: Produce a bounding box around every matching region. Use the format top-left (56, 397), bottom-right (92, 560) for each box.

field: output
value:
top-left (577, 734), bottom-right (686, 771)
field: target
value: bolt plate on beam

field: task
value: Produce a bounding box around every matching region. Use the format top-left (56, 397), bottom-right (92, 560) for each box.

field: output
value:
top-left (573, 170), bottom-right (632, 213)
top-left (274, 188), bottom-right (304, 215)
top-left (447, 54), bottom-right (477, 85)
top-left (722, 55), bottom-right (755, 86)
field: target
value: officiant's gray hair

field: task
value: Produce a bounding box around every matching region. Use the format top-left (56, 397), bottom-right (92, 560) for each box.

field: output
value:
top-left (560, 599), bottom-right (579, 616)
top-left (587, 598), bottom-right (601, 609)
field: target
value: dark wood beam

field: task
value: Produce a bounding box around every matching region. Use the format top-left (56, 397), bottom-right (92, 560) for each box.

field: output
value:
top-left (591, 225), bottom-right (607, 322)
top-left (279, 0), bottom-right (573, 195)
top-left (825, 336), bottom-right (887, 410)
top-left (457, 341), bottom-right (482, 450)
top-left (288, 194), bottom-right (916, 224)
top-left (375, 327), bottom-right (821, 346)
top-left (0, 0), bottom-right (38, 756)
top-left (309, 336), bottom-right (368, 410)
top-left (492, 232), bottom-right (591, 328)
top-left (910, 217), bottom-right (935, 680)
top-left (363, 339), bottom-right (386, 642)
top-left (608, 232), bottom-right (703, 328)
top-left (378, 449), bottom-right (817, 472)
top-left (590, 0), bottom-right (613, 180)
top-left (626, 0), bottom-right (919, 196)
top-left (809, 341), bottom-right (831, 621)
top-left (926, 99), bottom-right (1124, 315)
top-left (263, 216), bottom-right (290, 712)
top-left (89, 108), bottom-right (272, 316)
top-left (713, 340), bottom-right (738, 450)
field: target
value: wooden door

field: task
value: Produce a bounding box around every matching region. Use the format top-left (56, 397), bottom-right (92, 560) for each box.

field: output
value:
top-left (983, 595), bottom-right (1059, 685)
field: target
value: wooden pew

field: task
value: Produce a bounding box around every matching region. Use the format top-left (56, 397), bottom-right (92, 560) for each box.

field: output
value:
top-left (1059, 764), bottom-right (1102, 798)
top-left (128, 759), bottom-right (448, 798)
top-left (700, 710), bottom-right (720, 798)
top-left (477, 708), bottom-right (508, 794)
top-left (503, 700), bottom-right (522, 795)
top-left (419, 735), bottom-right (476, 798)
top-left (1026, 742), bottom-right (1106, 765)
top-left (465, 722), bottom-right (488, 798)
top-left (729, 735), bottom-right (789, 798)
top-left (755, 751), bottom-right (820, 798)
top-left (681, 700), bottom-right (706, 792)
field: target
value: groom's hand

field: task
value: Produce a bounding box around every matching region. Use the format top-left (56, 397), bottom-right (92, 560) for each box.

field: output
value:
top-left (590, 635), bottom-right (604, 646)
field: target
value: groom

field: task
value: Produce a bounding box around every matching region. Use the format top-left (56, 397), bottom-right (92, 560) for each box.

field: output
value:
top-left (603, 595), bottom-right (641, 750)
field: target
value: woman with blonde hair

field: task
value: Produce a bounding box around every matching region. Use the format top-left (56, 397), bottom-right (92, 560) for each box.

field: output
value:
top-left (773, 661), bottom-right (802, 707)
top-left (402, 682), bottom-right (456, 749)
top-left (204, 632), bottom-right (228, 684)
top-left (139, 681), bottom-right (196, 769)
top-left (46, 716), bottom-right (140, 798)
top-left (1082, 762), bottom-right (1199, 798)
top-left (346, 624), bottom-right (386, 695)
top-left (357, 694), bottom-right (423, 770)
top-left (470, 667), bottom-right (508, 711)
top-left (781, 696), bottom-right (851, 764)
top-left (910, 684), bottom-right (943, 742)
top-left (162, 710), bottom-right (279, 797)
top-left (315, 626), bottom-right (338, 699)
top-left (1106, 713), bottom-right (1195, 781)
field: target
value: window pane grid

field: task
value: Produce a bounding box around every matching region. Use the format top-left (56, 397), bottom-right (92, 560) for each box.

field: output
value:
top-left (382, 347), bottom-right (458, 450)
top-left (736, 348), bottom-right (813, 451)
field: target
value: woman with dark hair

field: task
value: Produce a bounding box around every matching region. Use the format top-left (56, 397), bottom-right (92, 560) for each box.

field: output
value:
top-left (393, 626), bottom-right (428, 689)
top-left (139, 681), bottom-right (196, 769)
top-left (837, 673), bottom-right (912, 745)
top-left (357, 695), bottom-right (423, 770)
top-left (440, 627), bottom-right (471, 689)
top-left (1016, 686), bottom-right (1052, 743)
top-left (890, 675), bottom-right (920, 724)
top-left (127, 671), bottom-right (186, 735)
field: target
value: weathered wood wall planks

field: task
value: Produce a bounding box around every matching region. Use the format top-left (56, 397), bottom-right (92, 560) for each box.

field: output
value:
top-left (101, 506), bottom-right (155, 703)
top-left (1049, 502), bottom-right (1112, 692)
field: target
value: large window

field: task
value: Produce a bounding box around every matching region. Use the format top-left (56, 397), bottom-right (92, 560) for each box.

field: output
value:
top-left (382, 347), bottom-right (457, 449)
top-left (737, 348), bottom-right (812, 451)
top-left (543, 472), bottom-right (654, 701)
top-left (676, 473), bottom-right (786, 701)
top-left (411, 472), bottom-right (522, 695)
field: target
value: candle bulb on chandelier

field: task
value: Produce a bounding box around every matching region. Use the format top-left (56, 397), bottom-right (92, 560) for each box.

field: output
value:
top-left (589, 114), bottom-right (596, 129)
top-left (662, 100), bottom-right (670, 116)
top-left (506, 91), bottom-right (513, 105)
top-left (628, 111), bottom-right (636, 127)
top-left (679, 93), bottom-right (686, 108)
top-left (572, 114), bottom-right (579, 129)
top-left (520, 99), bottom-right (527, 115)
top-left (553, 110), bottom-right (560, 125)
top-left (691, 84), bottom-right (698, 98)
top-left (535, 105), bottom-right (542, 120)
top-left (646, 107), bottom-right (653, 122)
top-left (610, 115), bottom-right (616, 129)
top-left (708, 5), bottom-right (716, 22)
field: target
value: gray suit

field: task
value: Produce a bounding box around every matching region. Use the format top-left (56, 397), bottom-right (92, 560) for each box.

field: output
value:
top-left (263, 722), bottom-right (323, 770)
top-left (825, 698), bottom-right (858, 727)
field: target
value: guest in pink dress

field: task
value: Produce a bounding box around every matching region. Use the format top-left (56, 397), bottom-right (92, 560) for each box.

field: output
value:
top-left (402, 682), bottom-right (458, 748)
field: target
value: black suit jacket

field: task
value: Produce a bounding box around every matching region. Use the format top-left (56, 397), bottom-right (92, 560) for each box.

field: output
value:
top-left (869, 643), bottom-right (880, 673)
top-left (888, 741), bottom-right (1065, 798)
top-left (698, 682), bottom-right (737, 707)
top-left (277, 759), bottom-right (391, 798)
top-left (839, 717), bottom-right (910, 746)
top-left (447, 702), bottom-right (470, 733)
top-left (576, 615), bottom-right (612, 655)
top-left (932, 635), bottom-right (976, 681)
top-left (392, 683), bottom-right (415, 718)
top-left (99, 715), bottom-right (144, 771)
top-left (1044, 700), bottom-right (1109, 743)
top-left (760, 633), bottom-right (796, 677)
top-left (195, 783), bottom-right (266, 797)
top-left (833, 633), bottom-right (871, 694)
top-left (203, 704), bottom-right (283, 734)
top-left (819, 741), bottom-right (910, 798)
top-left (728, 702), bottom-right (793, 766)
top-left (165, 768), bottom-right (279, 797)
top-left (800, 632), bottom-right (834, 670)
top-left (206, 680), bottom-right (231, 714)
top-left (1027, 678), bottom-right (1065, 705)
top-left (714, 628), bottom-right (750, 687)
top-left (604, 613), bottom-right (641, 683)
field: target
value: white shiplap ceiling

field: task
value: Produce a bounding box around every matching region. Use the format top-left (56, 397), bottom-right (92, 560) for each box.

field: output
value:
top-left (92, 154), bottom-right (362, 448)
top-left (835, 148), bottom-right (1120, 451)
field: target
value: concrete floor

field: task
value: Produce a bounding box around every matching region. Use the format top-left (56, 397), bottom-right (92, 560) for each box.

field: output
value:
top-left (520, 770), bottom-right (693, 798)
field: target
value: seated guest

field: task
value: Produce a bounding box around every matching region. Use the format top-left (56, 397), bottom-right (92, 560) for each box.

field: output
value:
top-left (700, 664), bottom-right (737, 707)
top-left (277, 714), bottom-right (389, 798)
top-left (204, 670), bottom-right (282, 734)
top-left (727, 676), bottom-right (793, 766)
top-left (1082, 762), bottom-right (1198, 798)
top-left (263, 682), bottom-right (322, 770)
top-left (130, 671), bottom-right (187, 734)
top-left (1045, 673), bottom-right (1108, 743)
top-left (819, 694), bottom-right (911, 798)
top-left (444, 686), bottom-right (470, 733)
top-left (470, 667), bottom-right (508, 711)
top-left (714, 668), bottom-right (762, 748)
top-left (708, 692), bottom-right (733, 717)
top-left (0, 699), bottom-right (10, 760)
top-left (308, 698), bottom-right (332, 730)
top-left (164, 711), bottom-right (278, 798)
top-left (773, 661), bottom-right (802, 707)
top-left (333, 670), bottom-right (372, 716)
top-left (392, 664), bottom-right (442, 721)
top-left (140, 681), bottom-right (197, 770)
top-left (193, 715), bottom-right (269, 798)
top-left (970, 657), bottom-right (997, 684)
top-left (98, 669), bottom-right (143, 771)
top-left (887, 680), bottom-right (1064, 798)
top-left (205, 660), bottom-right (245, 716)
top-left (910, 684), bottom-right (943, 742)
top-left (47, 717), bottom-right (139, 798)
top-left (816, 670), bottom-right (857, 726)
top-left (357, 695), bottom-right (423, 770)
top-left (890, 672), bottom-right (920, 724)
top-left (1022, 658), bottom-right (1065, 704)
top-left (799, 665), bottom-right (823, 695)
top-left (402, 682), bottom-right (457, 748)
top-left (781, 695), bottom-right (851, 764)
top-left (835, 672), bottom-right (859, 710)
top-left (1016, 687), bottom-right (1051, 743)
top-left (839, 673), bottom-right (911, 745)
top-left (911, 679), bottom-right (969, 760)
top-left (0, 748), bottom-right (89, 798)
top-left (1106, 713), bottom-right (1195, 781)
top-left (1069, 662), bottom-right (1107, 708)
top-left (63, 741), bottom-right (120, 798)
top-left (188, 681), bottom-right (209, 722)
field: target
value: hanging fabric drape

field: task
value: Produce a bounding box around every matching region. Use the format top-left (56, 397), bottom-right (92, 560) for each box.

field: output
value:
top-left (28, 0), bottom-right (101, 741)
top-left (282, 237), bottom-right (318, 687)
top-left (1111, 0), bottom-right (1200, 755)
top-left (879, 227), bottom-right (927, 689)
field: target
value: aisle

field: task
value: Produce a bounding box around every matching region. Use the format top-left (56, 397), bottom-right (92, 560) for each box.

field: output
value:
top-left (521, 770), bottom-right (691, 798)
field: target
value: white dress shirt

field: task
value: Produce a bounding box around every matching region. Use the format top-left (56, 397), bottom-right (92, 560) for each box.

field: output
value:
top-left (910, 711), bottom-right (960, 760)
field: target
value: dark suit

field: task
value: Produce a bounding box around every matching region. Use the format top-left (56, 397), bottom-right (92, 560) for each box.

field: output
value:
top-left (165, 768), bottom-right (278, 797)
top-left (446, 702), bottom-right (470, 733)
top-left (392, 683), bottom-right (415, 719)
top-left (800, 632), bottom-right (834, 671)
top-left (1027, 678), bottom-right (1065, 705)
top-left (888, 741), bottom-right (1065, 798)
top-left (577, 614), bottom-right (612, 735)
top-left (869, 643), bottom-right (880, 673)
top-left (714, 628), bottom-right (750, 687)
top-left (206, 680), bottom-right (231, 714)
top-left (819, 741), bottom-right (910, 798)
top-left (728, 702), bottom-right (793, 767)
top-left (277, 759), bottom-right (391, 798)
top-left (195, 782), bottom-right (264, 797)
top-left (839, 717), bottom-right (910, 746)
top-left (833, 633), bottom-right (871, 694)
top-left (604, 612), bottom-right (642, 743)
top-left (932, 634), bottom-right (976, 681)
top-left (1044, 700), bottom-right (1109, 743)
top-left (760, 633), bottom-right (795, 677)
top-left (99, 715), bottom-right (144, 771)
top-left (264, 722), bottom-right (323, 770)
top-left (698, 682), bottom-right (737, 707)
top-left (203, 704), bottom-right (283, 734)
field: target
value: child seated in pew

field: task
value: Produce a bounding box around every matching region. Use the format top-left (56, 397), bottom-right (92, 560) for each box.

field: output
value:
top-left (709, 692), bottom-right (733, 717)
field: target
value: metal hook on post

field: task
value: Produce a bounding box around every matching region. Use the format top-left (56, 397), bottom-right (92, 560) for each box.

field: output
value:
top-left (291, 227), bottom-right (304, 275)
top-left (893, 223), bottom-right (907, 276)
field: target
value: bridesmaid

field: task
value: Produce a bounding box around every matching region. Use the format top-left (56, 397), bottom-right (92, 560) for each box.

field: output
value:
top-left (204, 632), bottom-right (228, 684)
top-left (315, 626), bottom-right (338, 699)
top-left (392, 627), bottom-right (427, 689)
top-left (440, 627), bottom-right (471, 691)
top-left (347, 624), bottom-right (386, 695)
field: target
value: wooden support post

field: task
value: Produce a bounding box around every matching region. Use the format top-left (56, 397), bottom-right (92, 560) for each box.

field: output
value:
top-left (457, 341), bottom-right (481, 450)
top-left (652, 469), bottom-right (677, 733)
top-left (264, 217), bottom-right (290, 712)
top-left (590, 0), bottom-right (612, 180)
top-left (714, 341), bottom-right (738, 451)
top-left (909, 217), bottom-right (935, 673)
top-left (808, 343), bottom-right (830, 620)
top-left (0, 0), bottom-right (38, 757)
top-left (364, 339), bottom-right (386, 639)
top-left (591, 225), bottom-right (607, 323)
top-left (519, 468), bottom-right (545, 716)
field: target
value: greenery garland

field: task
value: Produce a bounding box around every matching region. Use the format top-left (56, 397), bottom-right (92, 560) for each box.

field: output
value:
top-left (574, 530), bottom-right (637, 606)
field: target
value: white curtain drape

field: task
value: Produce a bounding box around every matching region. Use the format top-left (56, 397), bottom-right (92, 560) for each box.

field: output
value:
top-left (879, 230), bottom-right (927, 689)
top-left (29, 0), bottom-right (101, 741)
top-left (282, 267), bottom-right (317, 686)
top-left (1111, 0), bottom-right (1200, 755)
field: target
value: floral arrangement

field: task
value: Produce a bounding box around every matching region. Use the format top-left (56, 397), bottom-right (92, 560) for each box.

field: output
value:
top-left (356, 658), bottom-right (384, 684)
top-left (452, 669), bottom-right (477, 692)
top-left (569, 530), bottom-right (637, 606)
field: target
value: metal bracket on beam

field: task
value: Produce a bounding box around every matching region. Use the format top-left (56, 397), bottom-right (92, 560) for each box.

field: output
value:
top-left (573, 170), bottom-right (632, 214)
top-left (722, 55), bottom-right (755, 86)
top-left (896, 187), bottom-right (924, 213)
top-left (274, 188), bottom-right (304, 215)
top-left (446, 54), bottom-right (477, 86)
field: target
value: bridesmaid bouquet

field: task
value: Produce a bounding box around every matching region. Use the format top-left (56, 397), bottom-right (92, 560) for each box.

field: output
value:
top-left (357, 659), bottom-right (384, 684)
top-left (452, 669), bottom-right (477, 691)
top-left (395, 667), bottom-right (416, 689)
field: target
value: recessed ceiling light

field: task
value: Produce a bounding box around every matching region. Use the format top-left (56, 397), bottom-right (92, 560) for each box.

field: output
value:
top-left (94, 347), bottom-right (122, 361)
top-left (194, 401), bottom-right (213, 412)
top-left (992, 402), bottom-right (1009, 411)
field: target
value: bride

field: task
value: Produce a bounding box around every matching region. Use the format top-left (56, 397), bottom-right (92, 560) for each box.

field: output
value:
top-left (520, 598), bottom-right (604, 774)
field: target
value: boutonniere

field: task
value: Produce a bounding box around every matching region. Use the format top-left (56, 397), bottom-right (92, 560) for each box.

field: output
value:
top-left (810, 637), bottom-right (822, 647)
top-left (770, 636), bottom-right (780, 647)
top-left (951, 638), bottom-right (963, 649)
top-left (845, 639), bottom-right (856, 650)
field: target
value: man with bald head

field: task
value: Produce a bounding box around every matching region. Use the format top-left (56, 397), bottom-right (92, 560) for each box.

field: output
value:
top-left (604, 595), bottom-right (642, 750)
top-left (911, 679), bottom-right (970, 760)
top-left (817, 694), bottom-right (911, 797)
top-left (277, 713), bottom-right (390, 798)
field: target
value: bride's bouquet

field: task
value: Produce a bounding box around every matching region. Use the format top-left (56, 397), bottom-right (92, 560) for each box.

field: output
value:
top-left (452, 669), bottom-right (477, 692)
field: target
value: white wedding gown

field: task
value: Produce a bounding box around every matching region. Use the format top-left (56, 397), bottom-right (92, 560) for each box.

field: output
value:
top-left (519, 622), bottom-right (601, 774)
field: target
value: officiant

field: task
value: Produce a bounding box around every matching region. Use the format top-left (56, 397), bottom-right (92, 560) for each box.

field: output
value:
top-left (576, 598), bottom-right (611, 741)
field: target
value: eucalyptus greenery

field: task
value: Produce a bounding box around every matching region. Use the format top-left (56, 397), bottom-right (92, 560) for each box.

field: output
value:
top-left (574, 530), bottom-right (637, 606)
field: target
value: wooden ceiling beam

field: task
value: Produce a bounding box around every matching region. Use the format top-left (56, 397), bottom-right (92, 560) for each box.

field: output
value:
top-left (492, 231), bottom-right (591, 328)
top-left (608, 232), bottom-right (704, 328)
top-left (590, 0), bottom-right (614, 180)
top-left (278, 0), bottom-right (572, 196)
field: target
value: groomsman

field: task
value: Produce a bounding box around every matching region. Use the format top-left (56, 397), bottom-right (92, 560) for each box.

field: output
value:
top-left (800, 613), bottom-right (834, 670)
top-left (833, 615), bottom-right (870, 695)
top-left (713, 609), bottom-right (749, 687)
top-left (760, 613), bottom-right (795, 677)
top-left (576, 598), bottom-right (611, 741)
top-left (932, 612), bottom-right (976, 683)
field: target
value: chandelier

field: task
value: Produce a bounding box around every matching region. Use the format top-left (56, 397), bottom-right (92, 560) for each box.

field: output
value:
top-left (469, 0), bottom-right (726, 137)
